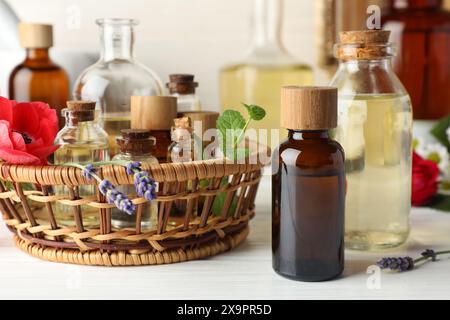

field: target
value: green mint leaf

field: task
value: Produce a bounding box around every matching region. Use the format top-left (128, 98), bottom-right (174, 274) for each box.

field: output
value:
top-left (216, 110), bottom-right (246, 156)
top-left (431, 115), bottom-right (450, 150)
top-left (243, 103), bottom-right (266, 121)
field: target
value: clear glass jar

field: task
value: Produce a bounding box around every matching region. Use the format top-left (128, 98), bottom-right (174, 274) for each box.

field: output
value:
top-left (53, 101), bottom-right (110, 227)
top-left (167, 74), bottom-right (201, 112)
top-left (220, 0), bottom-right (313, 145)
top-left (112, 129), bottom-right (158, 230)
top-left (73, 18), bottom-right (164, 156)
top-left (329, 30), bottom-right (413, 250)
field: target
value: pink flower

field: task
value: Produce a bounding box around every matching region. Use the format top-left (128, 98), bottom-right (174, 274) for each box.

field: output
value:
top-left (0, 97), bottom-right (59, 165)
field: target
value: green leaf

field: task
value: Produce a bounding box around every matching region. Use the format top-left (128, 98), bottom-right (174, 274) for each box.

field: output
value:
top-left (216, 110), bottom-right (246, 156)
top-left (243, 103), bottom-right (266, 121)
top-left (431, 115), bottom-right (450, 150)
top-left (211, 177), bottom-right (238, 216)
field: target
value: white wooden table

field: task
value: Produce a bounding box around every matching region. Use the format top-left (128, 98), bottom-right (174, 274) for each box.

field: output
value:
top-left (1, 174), bottom-right (449, 300)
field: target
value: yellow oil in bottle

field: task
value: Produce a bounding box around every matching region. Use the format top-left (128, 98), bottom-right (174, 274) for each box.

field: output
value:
top-left (102, 114), bottom-right (131, 156)
top-left (220, 64), bottom-right (313, 146)
top-left (54, 143), bottom-right (110, 227)
top-left (333, 94), bottom-right (412, 250)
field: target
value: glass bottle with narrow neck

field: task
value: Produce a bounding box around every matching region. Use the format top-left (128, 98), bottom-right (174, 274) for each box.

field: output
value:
top-left (330, 30), bottom-right (413, 250)
top-left (112, 129), bottom-right (158, 230)
top-left (9, 23), bottom-right (69, 129)
top-left (382, 0), bottom-right (450, 134)
top-left (53, 101), bottom-right (110, 227)
top-left (272, 86), bottom-right (345, 282)
top-left (73, 18), bottom-right (163, 156)
top-left (220, 0), bottom-right (313, 146)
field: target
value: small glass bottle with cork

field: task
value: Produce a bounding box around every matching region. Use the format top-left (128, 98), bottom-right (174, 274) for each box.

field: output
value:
top-left (112, 129), bottom-right (158, 230)
top-left (53, 100), bottom-right (110, 227)
top-left (167, 74), bottom-right (201, 112)
top-left (272, 86), bottom-right (345, 282)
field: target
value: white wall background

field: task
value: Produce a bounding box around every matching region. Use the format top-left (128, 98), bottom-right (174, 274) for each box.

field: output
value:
top-left (6, 0), bottom-right (325, 111)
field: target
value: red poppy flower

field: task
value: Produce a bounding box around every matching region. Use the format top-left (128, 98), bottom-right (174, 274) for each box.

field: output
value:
top-left (412, 151), bottom-right (440, 206)
top-left (0, 97), bottom-right (59, 165)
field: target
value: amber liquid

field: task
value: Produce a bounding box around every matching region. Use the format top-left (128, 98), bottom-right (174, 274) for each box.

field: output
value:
top-left (9, 48), bottom-right (69, 129)
top-left (382, 1), bottom-right (450, 119)
top-left (272, 131), bottom-right (345, 281)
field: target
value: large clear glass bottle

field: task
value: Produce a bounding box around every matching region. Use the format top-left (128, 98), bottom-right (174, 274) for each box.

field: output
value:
top-left (220, 0), bottom-right (313, 143)
top-left (73, 18), bottom-right (164, 156)
top-left (9, 23), bottom-right (69, 129)
top-left (382, 0), bottom-right (450, 122)
top-left (53, 101), bottom-right (110, 227)
top-left (112, 129), bottom-right (158, 230)
top-left (330, 30), bottom-right (413, 250)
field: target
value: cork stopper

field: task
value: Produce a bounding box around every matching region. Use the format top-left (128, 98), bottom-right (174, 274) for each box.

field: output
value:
top-left (335, 30), bottom-right (393, 60)
top-left (174, 117), bottom-right (192, 131)
top-left (117, 129), bottom-right (156, 155)
top-left (130, 96), bottom-right (177, 131)
top-left (19, 23), bottom-right (53, 49)
top-left (166, 74), bottom-right (198, 94)
top-left (120, 129), bottom-right (152, 140)
top-left (65, 101), bottom-right (96, 121)
top-left (281, 86), bottom-right (337, 130)
top-left (172, 117), bottom-right (193, 142)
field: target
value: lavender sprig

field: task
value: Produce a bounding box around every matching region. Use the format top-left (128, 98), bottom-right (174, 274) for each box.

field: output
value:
top-left (99, 179), bottom-right (136, 215)
top-left (377, 249), bottom-right (450, 272)
top-left (134, 171), bottom-right (157, 201)
top-left (62, 162), bottom-right (137, 215)
top-left (126, 161), bottom-right (142, 175)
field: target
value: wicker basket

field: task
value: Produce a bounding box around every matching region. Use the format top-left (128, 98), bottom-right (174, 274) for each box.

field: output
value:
top-left (0, 156), bottom-right (264, 266)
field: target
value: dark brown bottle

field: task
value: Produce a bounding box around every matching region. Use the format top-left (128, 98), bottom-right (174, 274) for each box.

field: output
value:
top-left (9, 23), bottom-right (69, 129)
top-left (272, 86), bottom-right (345, 282)
top-left (382, 0), bottom-right (450, 120)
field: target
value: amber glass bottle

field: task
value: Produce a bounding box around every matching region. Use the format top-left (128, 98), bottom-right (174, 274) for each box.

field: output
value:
top-left (9, 23), bottom-right (69, 128)
top-left (272, 86), bottom-right (345, 282)
top-left (382, 0), bottom-right (450, 120)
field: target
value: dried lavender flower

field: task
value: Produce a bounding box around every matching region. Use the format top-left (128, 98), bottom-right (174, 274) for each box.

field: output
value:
top-left (133, 171), bottom-right (157, 201)
top-left (99, 179), bottom-right (136, 215)
top-left (82, 164), bottom-right (97, 180)
top-left (377, 248), bottom-right (450, 273)
top-left (377, 257), bottom-right (415, 272)
top-left (126, 161), bottom-right (142, 175)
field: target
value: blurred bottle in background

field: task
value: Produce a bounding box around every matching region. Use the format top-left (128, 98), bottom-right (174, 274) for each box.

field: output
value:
top-left (382, 0), bottom-right (450, 133)
top-left (167, 74), bottom-right (202, 112)
top-left (74, 18), bottom-right (164, 156)
top-left (9, 23), bottom-right (69, 128)
top-left (220, 0), bottom-right (313, 144)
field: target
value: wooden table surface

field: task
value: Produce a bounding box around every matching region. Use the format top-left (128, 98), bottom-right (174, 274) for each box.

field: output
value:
top-left (1, 174), bottom-right (449, 300)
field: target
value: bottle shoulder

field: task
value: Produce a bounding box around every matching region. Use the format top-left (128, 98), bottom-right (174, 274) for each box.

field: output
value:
top-left (273, 138), bottom-right (345, 171)
top-left (54, 124), bottom-right (109, 144)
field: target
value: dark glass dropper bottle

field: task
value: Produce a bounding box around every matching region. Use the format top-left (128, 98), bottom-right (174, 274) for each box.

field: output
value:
top-left (272, 86), bottom-right (345, 282)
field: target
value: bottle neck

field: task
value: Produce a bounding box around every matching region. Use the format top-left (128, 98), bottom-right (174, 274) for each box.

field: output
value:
top-left (64, 109), bottom-right (96, 126)
top-left (288, 130), bottom-right (330, 141)
top-left (250, 0), bottom-right (285, 53)
top-left (99, 21), bottom-right (135, 62)
top-left (390, 0), bottom-right (442, 9)
top-left (24, 48), bottom-right (51, 63)
top-left (340, 58), bottom-right (394, 72)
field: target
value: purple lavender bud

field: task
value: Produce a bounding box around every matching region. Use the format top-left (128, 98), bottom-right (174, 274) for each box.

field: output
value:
top-left (126, 161), bottom-right (142, 175)
top-left (133, 171), bottom-right (157, 201)
top-left (99, 179), bottom-right (136, 215)
top-left (377, 256), bottom-right (414, 272)
top-left (82, 164), bottom-right (97, 180)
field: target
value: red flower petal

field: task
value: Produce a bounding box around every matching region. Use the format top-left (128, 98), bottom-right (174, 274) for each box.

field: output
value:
top-left (0, 120), bottom-right (13, 149)
top-left (26, 144), bottom-right (60, 164)
top-left (0, 147), bottom-right (41, 165)
top-left (11, 132), bottom-right (26, 151)
top-left (0, 96), bottom-right (14, 123)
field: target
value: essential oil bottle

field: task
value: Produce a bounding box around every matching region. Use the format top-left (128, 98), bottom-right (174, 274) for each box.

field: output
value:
top-left (53, 101), bottom-right (110, 227)
top-left (112, 129), bottom-right (159, 230)
top-left (272, 86), bottom-right (345, 282)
